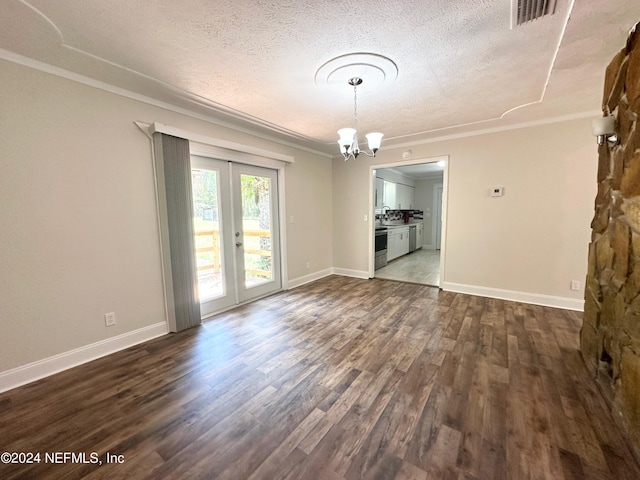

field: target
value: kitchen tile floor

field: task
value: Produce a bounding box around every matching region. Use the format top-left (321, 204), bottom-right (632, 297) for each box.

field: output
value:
top-left (375, 248), bottom-right (440, 286)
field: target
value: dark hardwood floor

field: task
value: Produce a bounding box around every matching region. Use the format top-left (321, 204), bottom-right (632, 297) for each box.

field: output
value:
top-left (1, 275), bottom-right (639, 479)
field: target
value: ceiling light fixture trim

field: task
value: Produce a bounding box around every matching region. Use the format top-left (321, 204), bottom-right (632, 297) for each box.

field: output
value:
top-left (315, 53), bottom-right (398, 96)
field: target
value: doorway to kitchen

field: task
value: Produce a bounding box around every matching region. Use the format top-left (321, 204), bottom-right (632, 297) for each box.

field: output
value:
top-left (370, 157), bottom-right (447, 287)
top-left (191, 156), bottom-right (282, 316)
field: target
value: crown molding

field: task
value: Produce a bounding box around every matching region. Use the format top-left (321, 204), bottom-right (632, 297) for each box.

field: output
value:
top-left (0, 48), bottom-right (333, 159)
top-left (380, 110), bottom-right (601, 150)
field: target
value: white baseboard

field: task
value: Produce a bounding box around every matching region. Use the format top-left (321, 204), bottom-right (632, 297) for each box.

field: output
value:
top-left (440, 281), bottom-right (584, 311)
top-left (287, 268), bottom-right (333, 289)
top-left (0, 322), bottom-right (168, 393)
top-left (332, 268), bottom-right (370, 279)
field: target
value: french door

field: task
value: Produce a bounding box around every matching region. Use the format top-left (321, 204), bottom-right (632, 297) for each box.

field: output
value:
top-left (191, 156), bottom-right (281, 316)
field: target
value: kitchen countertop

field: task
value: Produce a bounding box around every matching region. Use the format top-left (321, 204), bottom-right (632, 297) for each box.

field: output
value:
top-left (379, 223), bottom-right (420, 229)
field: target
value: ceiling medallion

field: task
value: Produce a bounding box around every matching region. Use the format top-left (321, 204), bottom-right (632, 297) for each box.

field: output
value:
top-left (314, 52), bottom-right (398, 96)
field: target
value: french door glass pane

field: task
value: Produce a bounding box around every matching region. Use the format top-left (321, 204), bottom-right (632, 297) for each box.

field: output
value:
top-left (240, 174), bottom-right (273, 287)
top-left (191, 168), bottom-right (224, 300)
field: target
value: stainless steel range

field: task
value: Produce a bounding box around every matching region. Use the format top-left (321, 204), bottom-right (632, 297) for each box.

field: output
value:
top-left (374, 227), bottom-right (388, 270)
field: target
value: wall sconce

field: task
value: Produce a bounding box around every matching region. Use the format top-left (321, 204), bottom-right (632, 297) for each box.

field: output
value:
top-left (592, 116), bottom-right (618, 146)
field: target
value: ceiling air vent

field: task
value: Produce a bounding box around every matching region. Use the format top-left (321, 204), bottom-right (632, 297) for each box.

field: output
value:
top-left (512, 0), bottom-right (557, 27)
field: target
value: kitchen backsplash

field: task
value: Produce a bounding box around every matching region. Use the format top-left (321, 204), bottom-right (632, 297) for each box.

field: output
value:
top-left (375, 209), bottom-right (423, 224)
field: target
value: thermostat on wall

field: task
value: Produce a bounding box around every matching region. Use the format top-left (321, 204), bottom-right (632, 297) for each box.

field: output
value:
top-left (490, 187), bottom-right (504, 197)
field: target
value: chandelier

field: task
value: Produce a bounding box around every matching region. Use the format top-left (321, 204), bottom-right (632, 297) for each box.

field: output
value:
top-left (337, 77), bottom-right (383, 161)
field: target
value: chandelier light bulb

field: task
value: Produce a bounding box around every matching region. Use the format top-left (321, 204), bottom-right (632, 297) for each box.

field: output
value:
top-left (365, 132), bottom-right (383, 152)
top-left (337, 128), bottom-right (356, 150)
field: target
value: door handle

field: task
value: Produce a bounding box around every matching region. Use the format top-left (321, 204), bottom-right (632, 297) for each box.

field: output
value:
top-left (235, 242), bottom-right (242, 247)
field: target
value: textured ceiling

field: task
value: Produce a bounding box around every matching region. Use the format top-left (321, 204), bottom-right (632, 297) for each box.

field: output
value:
top-left (1, 0), bottom-right (639, 155)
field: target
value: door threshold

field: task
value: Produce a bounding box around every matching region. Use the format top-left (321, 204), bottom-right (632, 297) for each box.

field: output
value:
top-left (200, 288), bottom-right (284, 320)
top-left (372, 277), bottom-right (441, 289)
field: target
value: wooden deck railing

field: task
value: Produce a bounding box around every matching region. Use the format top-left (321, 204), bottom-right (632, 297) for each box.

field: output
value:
top-left (195, 229), bottom-right (271, 278)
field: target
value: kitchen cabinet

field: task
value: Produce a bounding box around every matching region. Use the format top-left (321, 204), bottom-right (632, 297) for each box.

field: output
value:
top-left (383, 181), bottom-right (396, 209)
top-left (381, 179), bottom-right (415, 210)
top-left (396, 184), bottom-right (415, 209)
top-left (416, 223), bottom-right (423, 249)
top-left (388, 231), bottom-right (397, 261)
top-left (387, 227), bottom-right (409, 261)
top-left (375, 177), bottom-right (384, 210)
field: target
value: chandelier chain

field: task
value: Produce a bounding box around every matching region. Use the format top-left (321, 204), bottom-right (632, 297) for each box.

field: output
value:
top-left (353, 82), bottom-right (358, 132)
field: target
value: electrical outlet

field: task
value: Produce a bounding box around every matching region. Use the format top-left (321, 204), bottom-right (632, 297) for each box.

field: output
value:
top-left (306, 261), bottom-right (310, 270)
top-left (570, 280), bottom-right (580, 291)
top-left (104, 312), bottom-right (116, 327)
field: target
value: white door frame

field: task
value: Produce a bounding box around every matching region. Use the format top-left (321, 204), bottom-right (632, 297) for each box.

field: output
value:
top-left (230, 162), bottom-right (282, 303)
top-left (368, 155), bottom-right (449, 285)
top-left (192, 158), bottom-right (283, 316)
top-left (190, 141), bottom-right (289, 292)
top-left (189, 149), bottom-right (288, 320)
top-left (191, 156), bottom-right (237, 315)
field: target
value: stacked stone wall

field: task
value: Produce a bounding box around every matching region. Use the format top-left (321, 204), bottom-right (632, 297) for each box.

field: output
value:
top-left (582, 22), bottom-right (640, 462)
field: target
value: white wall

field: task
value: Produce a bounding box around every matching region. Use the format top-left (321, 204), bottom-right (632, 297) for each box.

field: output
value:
top-left (0, 59), bottom-right (332, 375)
top-left (333, 118), bottom-right (597, 308)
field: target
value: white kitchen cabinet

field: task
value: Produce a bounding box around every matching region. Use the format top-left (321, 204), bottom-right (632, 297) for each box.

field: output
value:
top-left (388, 231), bottom-right (401, 261)
top-left (400, 230), bottom-right (410, 256)
top-left (396, 184), bottom-right (415, 209)
top-left (383, 181), bottom-right (396, 209)
top-left (416, 224), bottom-right (423, 249)
top-left (375, 177), bottom-right (384, 210)
top-left (381, 180), bottom-right (415, 210)
top-left (387, 227), bottom-right (409, 261)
